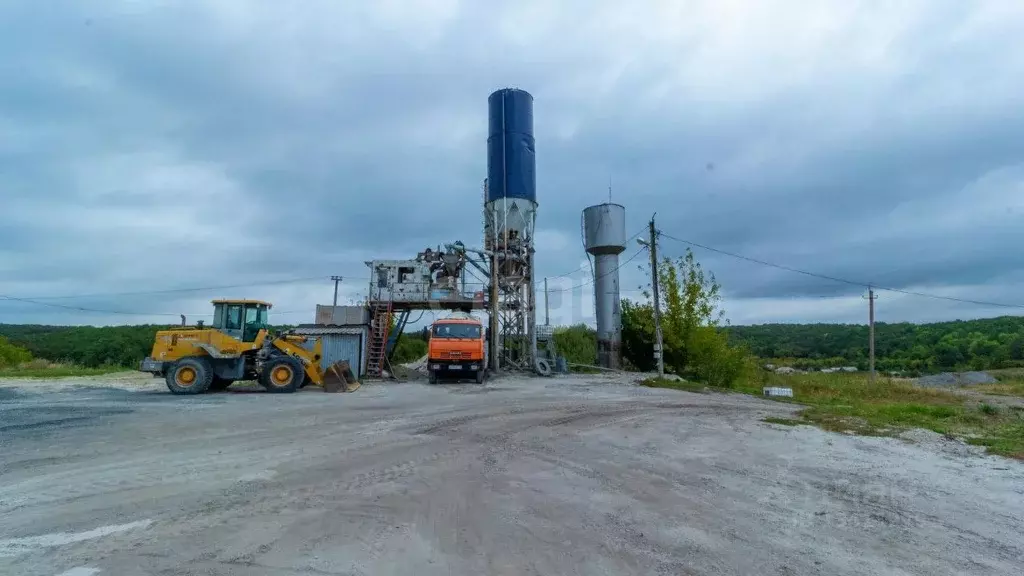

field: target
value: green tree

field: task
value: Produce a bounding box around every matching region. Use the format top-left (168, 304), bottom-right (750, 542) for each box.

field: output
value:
top-left (391, 331), bottom-right (427, 364)
top-left (622, 248), bottom-right (748, 387)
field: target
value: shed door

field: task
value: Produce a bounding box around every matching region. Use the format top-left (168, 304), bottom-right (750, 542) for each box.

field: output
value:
top-left (320, 334), bottom-right (363, 376)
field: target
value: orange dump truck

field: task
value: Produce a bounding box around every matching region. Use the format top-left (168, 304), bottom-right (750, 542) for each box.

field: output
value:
top-left (427, 313), bottom-right (486, 384)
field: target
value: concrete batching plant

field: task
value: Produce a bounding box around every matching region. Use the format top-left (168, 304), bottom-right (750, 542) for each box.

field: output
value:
top-left (317, 88), bottom-right (632, 377)
top-left (583, 203), bottom-right (626, 369)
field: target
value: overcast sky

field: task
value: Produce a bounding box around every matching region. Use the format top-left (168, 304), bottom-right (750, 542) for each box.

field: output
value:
top-left (2, 1), bottom-right (1023, 328)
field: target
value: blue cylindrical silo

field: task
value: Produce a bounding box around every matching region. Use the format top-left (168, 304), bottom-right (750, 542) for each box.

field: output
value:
top-left (487, 88), bottom-right (536, 204)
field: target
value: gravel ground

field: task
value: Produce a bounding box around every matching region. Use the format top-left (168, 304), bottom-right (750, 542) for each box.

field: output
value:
top-left (916, 371), bottom-right (998, 387)
top-left (1, 373), bottom-right (1022, 576)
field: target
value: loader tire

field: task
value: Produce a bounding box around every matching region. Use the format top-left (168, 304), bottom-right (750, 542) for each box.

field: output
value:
top-left (165, 357), bottom-right (214, 395)
top-left (260, 356), bottom-right (303, 393)
top-left (209, 376), bottom-right (234, 391)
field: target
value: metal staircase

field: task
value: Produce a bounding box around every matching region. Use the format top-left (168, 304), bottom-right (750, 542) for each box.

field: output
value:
top-left (366, 301), bottom-right (393, 378)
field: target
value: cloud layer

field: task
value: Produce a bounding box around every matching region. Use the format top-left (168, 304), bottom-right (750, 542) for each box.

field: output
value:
top-left (2, 1), bottom-right (1023, 327)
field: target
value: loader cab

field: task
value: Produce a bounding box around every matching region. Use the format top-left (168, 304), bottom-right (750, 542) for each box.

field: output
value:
top-left (211, 299), bottom-right (271, 342)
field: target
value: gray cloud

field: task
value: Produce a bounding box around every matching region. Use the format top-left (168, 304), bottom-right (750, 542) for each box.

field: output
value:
top-left (2, 1), bottom-right (1023, 327)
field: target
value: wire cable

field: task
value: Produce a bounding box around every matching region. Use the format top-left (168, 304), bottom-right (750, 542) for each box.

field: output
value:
top-left (0, 294), bottom-right (183, 316)
top-left (537, 226), bottom-right (645, 286)
top-left (659, 232), bottom-right (1024, 309)
top-left (546, 248), bottom-right (647, 292)
top-left (5, 276), bottom-right (336, 301)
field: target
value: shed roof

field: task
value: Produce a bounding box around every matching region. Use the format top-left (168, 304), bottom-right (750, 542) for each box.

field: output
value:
top-left (292, 325), bottom-right (368, 336)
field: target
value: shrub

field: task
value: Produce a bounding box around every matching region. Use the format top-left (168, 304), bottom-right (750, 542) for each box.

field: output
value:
top-left (552, 324), bottom-right (597, 367)
top-left (392, 333), bottom-right (428, 364)
top-left (0, 336), bottom-right (32, 368)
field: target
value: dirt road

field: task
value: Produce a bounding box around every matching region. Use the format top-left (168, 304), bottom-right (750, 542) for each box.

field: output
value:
top-left (1, 374), bottom-right (1022, 575)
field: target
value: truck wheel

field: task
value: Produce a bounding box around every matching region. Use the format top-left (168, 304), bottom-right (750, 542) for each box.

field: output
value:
top-left (428, 370), bottom-right (437, 385)
top-left (535, 358), bottom-right (552, 377)
top-left (260, 356), bottom-right (303, 393)
top-left (475, 369), bottom-right (485, 384)
top-left (209, 376), bottom-right (234, 391)
top-left (165, 357), bottom-right (214, 395)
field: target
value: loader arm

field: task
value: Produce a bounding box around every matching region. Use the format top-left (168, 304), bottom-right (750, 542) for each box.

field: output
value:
top-left (271, 335), bottom-right (325, 385)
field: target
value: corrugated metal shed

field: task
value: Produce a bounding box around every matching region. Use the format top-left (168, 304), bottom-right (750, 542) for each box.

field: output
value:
top-left (293, 325), bottom-right (369, 377)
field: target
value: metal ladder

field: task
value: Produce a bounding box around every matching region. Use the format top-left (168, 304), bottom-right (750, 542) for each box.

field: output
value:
top-left (366, 300), bottom-right (393, 378)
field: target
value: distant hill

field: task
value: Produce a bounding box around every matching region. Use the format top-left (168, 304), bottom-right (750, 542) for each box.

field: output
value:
top-left (724, 315), bottom-right (1024, 373)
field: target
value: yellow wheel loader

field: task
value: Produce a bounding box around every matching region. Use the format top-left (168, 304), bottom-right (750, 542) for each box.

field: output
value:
top-left (139, 299), bottom-right (360, 395)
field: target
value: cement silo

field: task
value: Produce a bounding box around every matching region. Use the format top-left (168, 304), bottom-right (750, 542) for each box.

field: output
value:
top-left (583, 203), bottom-right (626, 369)
top-left (484, 88), bottom-right (538, 371)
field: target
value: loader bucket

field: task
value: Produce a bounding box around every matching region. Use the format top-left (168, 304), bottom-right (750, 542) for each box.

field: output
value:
top-left (323, 360), bottom-right (361, 393)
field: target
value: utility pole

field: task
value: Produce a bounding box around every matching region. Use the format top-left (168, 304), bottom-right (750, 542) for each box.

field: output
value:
top-left (648, 217), bottom-right (665, 377)
top-left (544, 277), bottom-right (549, 325)
top-left (331, 275), bottom-right (343, 307)
top-left (867, 286), bottom-right (877, 384)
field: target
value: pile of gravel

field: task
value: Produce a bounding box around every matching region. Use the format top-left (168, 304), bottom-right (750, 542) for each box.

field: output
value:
top-left (899, 429), bottom-right (986, 458)
top-left (916, 371), bottom-right (997, 387)
top-left (402, 354), bottom-right (429, 374)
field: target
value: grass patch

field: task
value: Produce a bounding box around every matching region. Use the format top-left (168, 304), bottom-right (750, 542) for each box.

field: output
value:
top-left (641, 377), bottom-right (709, 394)
top-left (969, 381), bottom-right (1024, 397)
top-left (966, 423), bottom-right (1024, 460)
top-left (652, 370), bottom-right (1024, 460)
top-left (970, 370), bottom-right (1024, 397)
top-left (979, 403), bottom-right (1000, 416)
top-left (763, 417), bottom-right (804, 426)
top-left (0, 360), bottom-right (129, 378)
top-left (767, 373), bottom-right (1024, 459)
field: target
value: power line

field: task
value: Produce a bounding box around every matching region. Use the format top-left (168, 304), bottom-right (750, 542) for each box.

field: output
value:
top-left (659, 232), bottom-right (1024, 310)
top-left (874, 287), bottom-right (1024, 309)
top-left (546, 248), bottom-right (647, 292)
top-left (543, 263), bottom-right (587, 281)
top-left (659, 233), bottom-right (864, 288)
top-left (541, 227), bottom-right (646, 286)
top-left (6, 276), bottom-right (335, 301)
top-left (0, 294), bottom-right (182, 316)
top-left (0, 276), bottom-right (379, 318)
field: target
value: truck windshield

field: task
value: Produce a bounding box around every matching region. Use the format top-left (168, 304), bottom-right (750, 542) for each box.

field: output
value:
top-left (432, 323), bottom-right (481, 339)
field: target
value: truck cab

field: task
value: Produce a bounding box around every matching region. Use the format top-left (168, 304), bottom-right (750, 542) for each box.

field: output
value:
top-left (427, 314), bottom-right (486, 384)
top-left (211, 299), bottom-right (271, 342)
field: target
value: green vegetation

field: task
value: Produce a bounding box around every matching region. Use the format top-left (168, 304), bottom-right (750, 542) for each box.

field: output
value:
top-left (971, 369), bottom-right (1024, 397)
top-left (0, 324), bottom-right (170, 368)
top-left (971, 382), bottom-right (1024, 397)
top-left (763, 417), bottom-right (804, 426)
top-left (645, 368), bottom-right (1024, 458)
top-left (0, 335), bottom-right (33, 367)
top-left (725, 316), bottom-right (1024, 374)
top-left (0, 335), bottom-right (128, 378)
top-left (392, 331), bottom-right (428, 364)
top-left (651, 370), bottom-right (1024, 460)
top-left (623, 249), bottom-right (750, 387)
top-left (0, 360), bottom-right (129, 378)
top-left (552, 324), bottom-right (597, 369)
top-left (640, 376), bottom-right (708, 394)
top-left (0, 323), bottom-right (299, 370)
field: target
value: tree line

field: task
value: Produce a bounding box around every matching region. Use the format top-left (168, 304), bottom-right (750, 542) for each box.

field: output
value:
top-left (724, 317), bottom-right (1024, 373)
